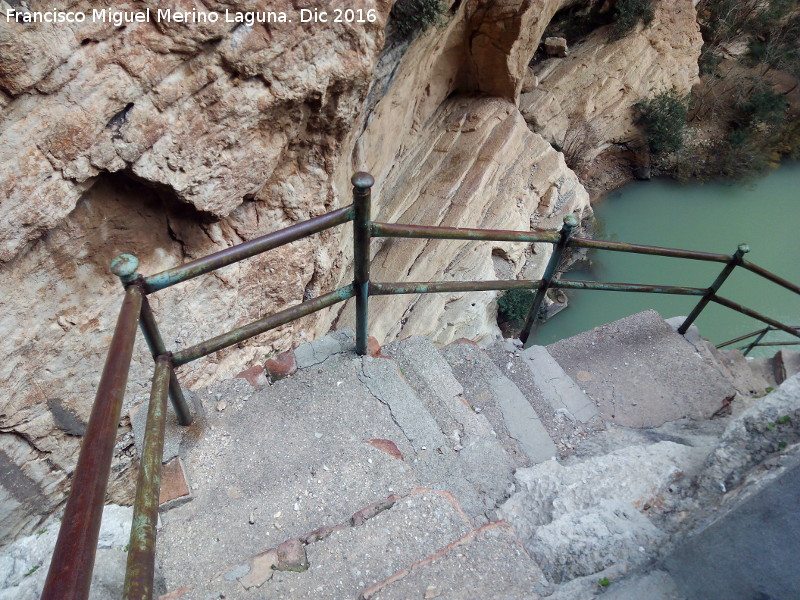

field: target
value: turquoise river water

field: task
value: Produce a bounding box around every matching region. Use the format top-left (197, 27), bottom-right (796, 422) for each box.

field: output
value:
top-left (533, 161), bottom-right (800, 356)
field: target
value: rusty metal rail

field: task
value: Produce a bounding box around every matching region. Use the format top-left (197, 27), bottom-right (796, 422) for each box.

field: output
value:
top-left (718, 325), bottom-right (800, 355)
top-left (41, 286), bottom-right (143, 600)
top-left (143, 205), bottom-right (354, 293)
top-left (43, 172), bottom-right (800, 600)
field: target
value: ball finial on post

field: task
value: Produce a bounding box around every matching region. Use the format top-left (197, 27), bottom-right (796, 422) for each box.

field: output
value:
top-left (110, 254), bottom-right (140, 285)
top-left (562, 214), bottom-right (579, 230)
top-left (351, 172), bottom-right (375, 191)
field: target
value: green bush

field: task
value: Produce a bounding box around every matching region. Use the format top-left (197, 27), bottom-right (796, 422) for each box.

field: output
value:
top-left (391, 0), bottom-right (446, 38)
top-left (735, 85), bottom-right (788, 128)
top-left (610, 0), bottom-right (655, 40)
top-left (634, 89), bottom-right (689, 157)
top-left (497, 289), bottom-right (534, 325)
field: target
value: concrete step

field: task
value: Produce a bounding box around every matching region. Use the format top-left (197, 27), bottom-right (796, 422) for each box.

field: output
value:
top-left (746, 356), bottom-right (779, 389)
top-left (716, 347), bottom-right (773, 397)
top-left (173, 490), bottom-right (481, 600)
top-left (156, 332), bottom-right (527, 597)
top-left (381, 336), bottom-right (515, 520)
top-left (547, 310), bottom-right (736, 427)
top-left (774, 349), bottom-right (800, 385)
top-left (156, 353), bottom-right (421, 592)
top-left (367, 520), bottom-right (548, 600)
top-left (485, 341), bottom-right (604, 459)
top-left (498, 441), bottom-right (709, 589)
top-left (665, 317), bottom-right (773, 400)
top-left (519, 345), bottom-right (601, 425)
top-left (439, 340), bottom-right (557, 466)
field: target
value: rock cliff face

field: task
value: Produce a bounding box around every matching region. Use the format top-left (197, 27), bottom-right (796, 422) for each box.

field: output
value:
top-left (0, 0), bottom-right (393, 544)
top-left (521, 0), bottom-right (702, 161)
top-left (0, 0), bottom-right (702, 543)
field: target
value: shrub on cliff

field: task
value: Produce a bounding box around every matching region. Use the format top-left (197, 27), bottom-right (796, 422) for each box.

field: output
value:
top-left (610, 0), bottom-right (655, 40)
top-left (634, 89), bottom-right (689, 157)
top-left (498, 289), bottom-right (534, 326)
top-left (734, 85), bottom-right (788, 129)
top-left (391, 0), bottom-right (446, 38)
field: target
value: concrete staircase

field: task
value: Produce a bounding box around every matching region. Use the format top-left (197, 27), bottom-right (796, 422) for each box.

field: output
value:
top-left (142, 310), bottom-right (799, 600)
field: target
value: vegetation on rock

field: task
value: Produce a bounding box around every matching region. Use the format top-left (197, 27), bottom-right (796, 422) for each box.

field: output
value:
top-left (498, 289), bottom-right (534, 327)
top-left (635, 0), bottom-right (799, 181)
top-left (699, 0), bottom-right (800, 78)
top-left (634, 89), bottom-right (689, 157)
top-left (391, 0), bottom-right (447, 38)
top-left (610, 0), bottom-right (655, 41)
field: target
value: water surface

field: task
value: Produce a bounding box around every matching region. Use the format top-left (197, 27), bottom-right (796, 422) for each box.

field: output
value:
top-left (534, 162), bottom-right (800, 356)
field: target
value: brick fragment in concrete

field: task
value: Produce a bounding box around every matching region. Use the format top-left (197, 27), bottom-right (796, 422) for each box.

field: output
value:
top-left (236, 365), bottom-right (268, 388)
top-left (159, 458), bottom-right (191, 509)
top-left (264, 349), bottom-right (297, 381)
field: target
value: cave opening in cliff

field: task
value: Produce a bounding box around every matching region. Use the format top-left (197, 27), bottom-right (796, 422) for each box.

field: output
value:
top-left (64, 171), bottom-right (220, 281)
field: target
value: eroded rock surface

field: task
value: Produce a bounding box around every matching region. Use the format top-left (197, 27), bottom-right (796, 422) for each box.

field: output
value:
top-left (0, 0), bottom-right (392, 544)
top-left (335, 95), bottom-right (590, 345)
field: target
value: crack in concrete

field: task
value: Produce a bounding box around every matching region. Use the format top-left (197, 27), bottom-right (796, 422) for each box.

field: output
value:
top-left (357, 361), bottom-right (415, 447)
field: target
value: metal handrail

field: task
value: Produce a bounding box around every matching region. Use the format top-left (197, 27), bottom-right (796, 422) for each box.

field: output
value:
top-left (41, 286), bottom-right (143, 600)
top-left (42, 172), bottom-right (800, 600)
top-left (718, 325), bottom-right (800, 355)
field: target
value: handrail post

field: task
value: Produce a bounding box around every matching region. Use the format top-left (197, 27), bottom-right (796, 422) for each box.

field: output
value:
top-left (352, 172), bottom-right (374, 355)
top-left (41, 285), bottom-right (143, 600)
top-left (123, 355), bottom-right (171, 600)
top-left (112, 254), bottom-right (192, 426)
top-left (521, 215), bottom-right (578, 348)
top-left (678, 244), bottom-right (749, 335)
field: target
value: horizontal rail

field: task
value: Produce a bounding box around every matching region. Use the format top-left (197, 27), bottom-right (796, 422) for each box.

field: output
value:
top-left (553, 279), bottom-right (708, 295)
top-left (172, 285), bottom-right (355, 365)
top-left (144, 205), bottom-right (355, 293)
top-left (369, 279), bottom-right (708, 297)
top-left (370, 280), bottom-right (545, 295)
top-left (569, 236), bottom-right (731, 263)
top-left (41, 286), bottom-right (143, 600)
top-left (712, 296), bottom-right (800, 340)
top-left (123, 356), bottom-right (171, 600)
top-left (371, 222), bottom-right (561, 244)
top-left (716, 328), bottom-right (772, 348)
top-left (751, 340), bottom-right (800, 347)
top-left (741, 260), bottom-right (800, 296)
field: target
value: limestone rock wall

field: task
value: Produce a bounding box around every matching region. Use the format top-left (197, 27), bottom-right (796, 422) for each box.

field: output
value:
top-left (335, 95), bottom-right (589, 345)
top-left (0, 0), bottom-right (392, 544)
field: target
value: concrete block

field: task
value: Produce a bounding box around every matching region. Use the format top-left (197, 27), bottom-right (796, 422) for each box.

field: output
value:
top-left (547, 310), bottom-right (735, 427)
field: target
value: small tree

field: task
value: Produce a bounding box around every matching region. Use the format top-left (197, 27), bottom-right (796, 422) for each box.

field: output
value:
top-left (634, 89), bottom-right (689, 157)
top-left (735, 85), bottom-right (788, 128)
top-left (497, 289), bottom-right (534, 326)
top-left (610, 0), bottom-right (655, 40)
